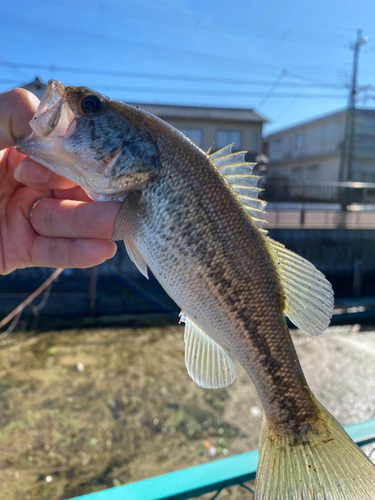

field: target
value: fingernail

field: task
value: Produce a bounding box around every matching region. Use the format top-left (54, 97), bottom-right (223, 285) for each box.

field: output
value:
top-left (14, 159), bottom-right (50, 185)
top-left (108, 242), bottom-right (117, 259)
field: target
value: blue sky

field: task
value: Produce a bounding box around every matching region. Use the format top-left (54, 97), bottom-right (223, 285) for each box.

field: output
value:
top-left (2, 0), bottom-right (374, 133)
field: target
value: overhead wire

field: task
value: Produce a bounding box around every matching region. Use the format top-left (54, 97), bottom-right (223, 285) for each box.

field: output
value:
top-left (1, 7), bottom-right (371, 104)
top-left (0, 77), bottom-right (349, 100)
top-left (30, 0), bottom-right (354, 48)
top-left (0, 11), bottom-right (285, 73)
top-left (0, 62), bottom-right (349, 90)
top-left (257, 70), bottom-right (287, 108)
top-left (33, 83), bottom-right (348, 99)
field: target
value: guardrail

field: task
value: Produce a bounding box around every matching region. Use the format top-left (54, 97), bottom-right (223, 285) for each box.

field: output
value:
top-left (70, 418), bottom-right (375, 500)
top-left (263, 180), bottom-right (375, 205)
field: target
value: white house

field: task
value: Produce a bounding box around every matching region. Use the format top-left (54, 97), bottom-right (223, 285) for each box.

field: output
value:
top-left (266, 108), bottom-right (375, 184)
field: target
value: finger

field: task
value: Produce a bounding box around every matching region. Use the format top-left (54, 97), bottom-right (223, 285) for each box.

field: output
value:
top-left (30, 198), bottom-right (121, 240)
top-left (14, 158), bottom-right (78, 190)
top-left (52, 186), bottom-right (93, 202)
top-left (0, 88), bottom-right (39, 150)
top-left (30, 236), bottom-right (117, 269)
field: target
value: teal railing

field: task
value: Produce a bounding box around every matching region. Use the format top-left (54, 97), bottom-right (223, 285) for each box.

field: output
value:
top-left (70, 419), bottom-right (375, 500)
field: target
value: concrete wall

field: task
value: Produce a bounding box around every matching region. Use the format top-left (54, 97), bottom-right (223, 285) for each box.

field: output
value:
top-left (268, 228), bottom-right (375, 297)
top-left (1, 230), bottom-right (375, 325)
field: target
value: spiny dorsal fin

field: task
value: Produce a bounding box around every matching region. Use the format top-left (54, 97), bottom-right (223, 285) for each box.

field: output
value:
top-left (209, 144), bottom-right (266, 232)
top-left (180, 313), bottom-right (237, 388)
top-left (265, 238), bottom-right (334, 336)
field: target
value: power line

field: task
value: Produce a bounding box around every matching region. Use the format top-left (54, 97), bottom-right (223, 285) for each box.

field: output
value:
top-left (31, 0), bottom-right (353, 48)
top-left (0, 78), bottom-right (349, 99)
top-left (0, 11), bottom-right (285, 74)
top-left (0, 62), bottom-right (349, 90)
top-left (80, 84), bottom-right (349, 99)
top-left (257, 70), bottom-right (287, 108)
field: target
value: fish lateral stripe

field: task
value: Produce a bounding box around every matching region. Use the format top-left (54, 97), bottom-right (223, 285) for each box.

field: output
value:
top-left (16, 83), bottom-right (373, 500)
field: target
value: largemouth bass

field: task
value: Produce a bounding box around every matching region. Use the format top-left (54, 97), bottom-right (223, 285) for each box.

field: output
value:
top-left (16, 80), bottom-right (375, 499)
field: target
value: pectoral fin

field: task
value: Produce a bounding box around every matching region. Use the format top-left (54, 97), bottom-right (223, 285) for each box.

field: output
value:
top-left (181, 313), bottom-right (237, 388)
top-left (124, 239), bottom-right (148, 279)
top-left (111, 193), bottom-right (139, 242)
top-left (111, 193), bottom-right (149, 278)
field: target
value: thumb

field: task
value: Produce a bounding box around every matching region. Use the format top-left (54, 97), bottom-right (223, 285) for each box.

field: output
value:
top-left (0, 88), bottom-right (39, 150)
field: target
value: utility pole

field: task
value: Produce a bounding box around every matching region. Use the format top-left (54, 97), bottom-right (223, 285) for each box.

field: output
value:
top-left (340, 29), bottom-right (368, 182)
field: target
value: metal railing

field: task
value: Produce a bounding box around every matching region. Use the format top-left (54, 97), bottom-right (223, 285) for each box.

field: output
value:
top-left (70, 418), bottom-right (375, 500)
top-left (263, 180), bottom-right (375, 206)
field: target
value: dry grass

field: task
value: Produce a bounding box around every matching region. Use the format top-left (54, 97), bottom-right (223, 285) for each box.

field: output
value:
top-left (1, 324), bottom-right (375, 500)
top-left (0, 326), bottom-right (261, 500)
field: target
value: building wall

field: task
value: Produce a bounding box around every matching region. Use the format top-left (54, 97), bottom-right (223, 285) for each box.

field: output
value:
top-left (266, 110), bottom-right (375, 184)
top-left (268, 156), bottom-right (340, 183)
top-left (268, 114), bottom-right (345, 164)
top-left (166, 118), bottom-right (262, 153)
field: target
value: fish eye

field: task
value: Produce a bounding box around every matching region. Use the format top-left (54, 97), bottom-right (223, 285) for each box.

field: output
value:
top-left (80, 95), bottom-right (103, 116)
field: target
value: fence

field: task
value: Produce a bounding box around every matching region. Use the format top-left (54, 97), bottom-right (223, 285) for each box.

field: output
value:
top-left (263, 180), bottom-right (375, 205)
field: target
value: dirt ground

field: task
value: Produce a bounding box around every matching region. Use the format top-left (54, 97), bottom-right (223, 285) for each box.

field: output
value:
top-left (0, 324), bottom-right (374, 500)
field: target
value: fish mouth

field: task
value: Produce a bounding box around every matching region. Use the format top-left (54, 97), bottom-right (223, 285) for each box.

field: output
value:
top-left (15, 80), bottom-right (75, 155)
top-left (33, 80), bottom-right (66, 124)
top-left (14, 137), bottom-right (43, 156)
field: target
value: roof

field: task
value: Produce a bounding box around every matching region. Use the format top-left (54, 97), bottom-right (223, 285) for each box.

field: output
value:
top-left (127, 103), bottom-right (267, 123)
top-left (266, 107), bottom-right (375, 138)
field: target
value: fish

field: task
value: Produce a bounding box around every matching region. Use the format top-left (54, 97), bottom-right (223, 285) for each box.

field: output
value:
top-left (16, 80), bottom-right (375, 499)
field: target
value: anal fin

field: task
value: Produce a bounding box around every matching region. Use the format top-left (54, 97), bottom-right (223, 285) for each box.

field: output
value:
top-left (181, 313), bottom-right (236, 389)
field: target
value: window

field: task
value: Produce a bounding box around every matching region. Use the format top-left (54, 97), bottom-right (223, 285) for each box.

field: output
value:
top-left (361, 171), bottom-right (375, 182)
top-left (178, 128), bottom-right (202, 147)
top-left (307, 165), bottom-right (319, 182)
top-left (216, 130), bottom-right (241, 149)
top-left (251, 131), bottom-right (259, 152)
top-left (323, 123), bottom-right (335, 144)
top-left (294, 132), bottom-right (304, 154)
top-left (269, 138), bottom-right (282, 159)
top-left (291, 167), bottom-right (302, 183)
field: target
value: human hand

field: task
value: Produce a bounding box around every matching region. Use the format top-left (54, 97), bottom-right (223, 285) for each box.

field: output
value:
top-left (0, 88), bottom-right (120, 275)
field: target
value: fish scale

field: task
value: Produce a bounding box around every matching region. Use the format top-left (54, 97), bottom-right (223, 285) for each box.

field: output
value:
top-left (15, 79), bottom-right (375, 500)
top-left (135, 129), bottom-right (318, 429)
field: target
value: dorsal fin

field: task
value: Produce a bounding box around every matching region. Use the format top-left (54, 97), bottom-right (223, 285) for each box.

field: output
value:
top-left (209, 144), bottom-right (266, 232)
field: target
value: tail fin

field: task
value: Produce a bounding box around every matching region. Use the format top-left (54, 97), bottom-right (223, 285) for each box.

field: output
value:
top-left (255, 403), bottom-right (375, 500)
